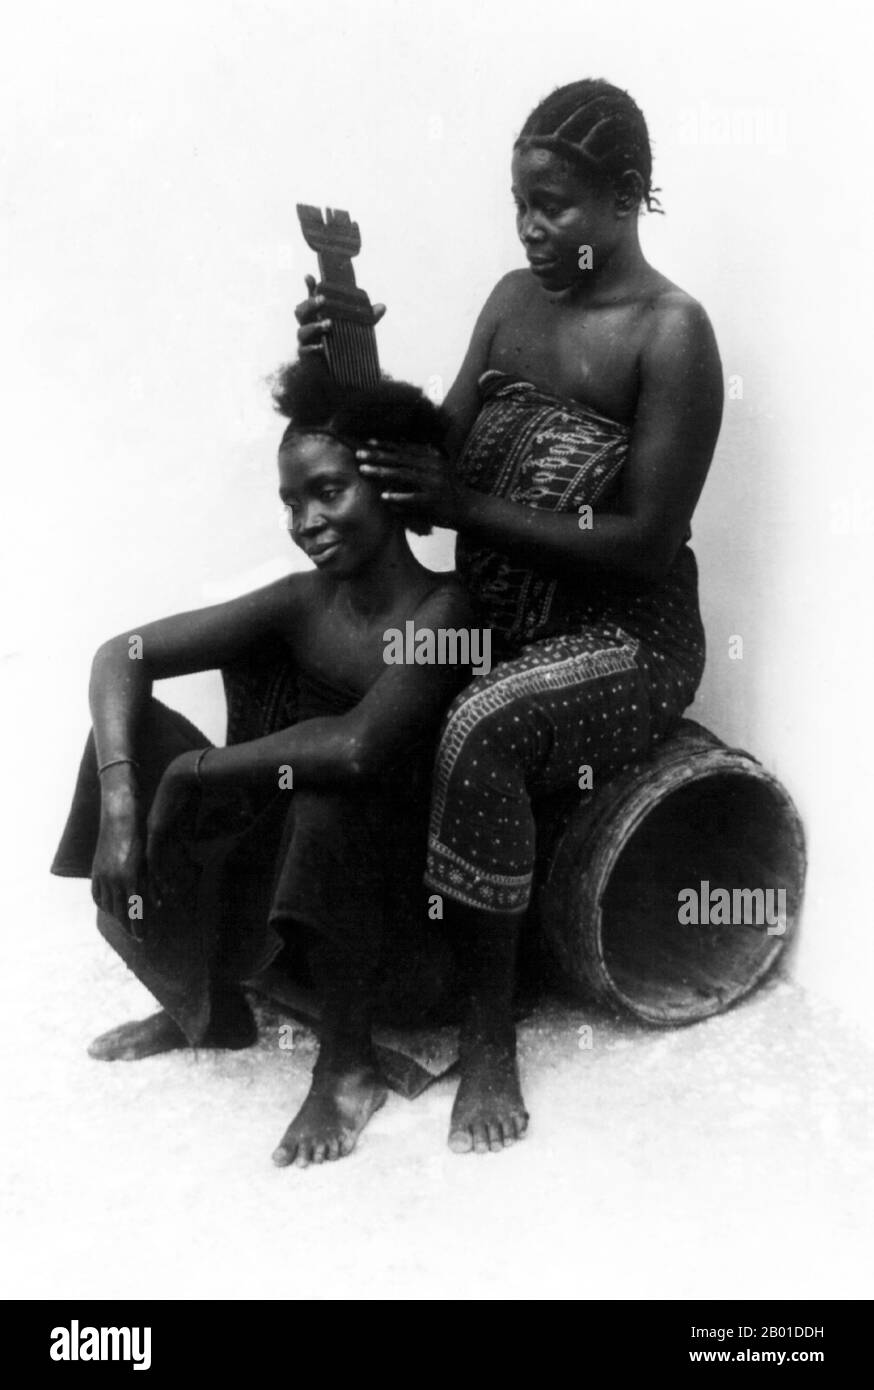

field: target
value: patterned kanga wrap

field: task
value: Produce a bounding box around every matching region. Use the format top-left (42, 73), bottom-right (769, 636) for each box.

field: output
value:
top-left (424, 371), bottom-right (706, 914)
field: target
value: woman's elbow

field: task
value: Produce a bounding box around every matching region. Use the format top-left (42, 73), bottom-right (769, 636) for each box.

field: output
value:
top-left (335, 734), bottom-right (381, 787)
top-left (91, 634), bottom-right (131, 675)
top-left (90, 634), bottom-right (155, 698)
top-left (630, 530), bottom-right (684, 582)
top-left (636, 551), bottom-right (674, 583)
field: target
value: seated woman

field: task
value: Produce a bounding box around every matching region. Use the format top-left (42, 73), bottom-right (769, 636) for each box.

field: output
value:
top-left (299, 78), bottom-right (724, 1155)
top-left (51, 357), bottom-right (474, 1167)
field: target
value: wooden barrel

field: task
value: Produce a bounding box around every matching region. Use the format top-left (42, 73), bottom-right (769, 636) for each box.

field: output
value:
top-left (534, 719), bottom-right (806, 1025)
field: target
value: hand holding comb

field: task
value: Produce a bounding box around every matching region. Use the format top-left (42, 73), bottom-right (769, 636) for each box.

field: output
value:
top-left (296, 205), bottom-right (381, 390)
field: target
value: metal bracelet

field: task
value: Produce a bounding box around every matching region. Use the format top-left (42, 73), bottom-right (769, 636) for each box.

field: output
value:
top-left (96, 756), bottom-right (140, 777)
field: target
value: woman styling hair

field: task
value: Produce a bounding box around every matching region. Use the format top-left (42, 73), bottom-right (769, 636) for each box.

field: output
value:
top-left (298, 78), bottom-right (724, 1155)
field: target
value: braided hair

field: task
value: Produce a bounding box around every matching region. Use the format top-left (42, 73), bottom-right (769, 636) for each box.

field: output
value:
top-left (516, 79), bottom-right (663, 213)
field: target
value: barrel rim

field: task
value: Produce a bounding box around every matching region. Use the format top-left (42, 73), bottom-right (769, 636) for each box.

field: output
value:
top-left (541, 745), bottom-right (807, 1025)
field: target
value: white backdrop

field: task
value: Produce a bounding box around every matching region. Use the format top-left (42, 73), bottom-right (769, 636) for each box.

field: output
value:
top-left (3, 0), bottom-right (873, 1033)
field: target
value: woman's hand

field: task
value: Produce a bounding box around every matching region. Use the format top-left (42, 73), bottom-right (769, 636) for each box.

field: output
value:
top-left (295, 274), bottom-right (386, 356)
top-left (91, 776), bottom-right (146, 937)
top-left (357, 440), bottom-right (463, 530)
top-left (145, 751), bottom-right (203, 907)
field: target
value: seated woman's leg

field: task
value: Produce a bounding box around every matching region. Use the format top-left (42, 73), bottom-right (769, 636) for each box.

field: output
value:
top-left (425, 629), bottom-right (668, 1154)
top-left (267, 774), bottom-right (448, 1167)
top-left (52, 698), bottom-right (211, 879)
top-left (52, 698), bottom-right (261, 1058)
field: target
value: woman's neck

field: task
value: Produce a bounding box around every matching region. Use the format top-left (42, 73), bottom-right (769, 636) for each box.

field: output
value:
top-left (337, 532), bottom-right (428, 621)
top-left (557, 233), bottom-right (650, 308)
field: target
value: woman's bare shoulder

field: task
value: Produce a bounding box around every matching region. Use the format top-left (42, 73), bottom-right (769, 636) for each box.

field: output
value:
top-left (234, 569), bottom-right (325, 632)
top-left (464, 269), bottom-right (533, 336)
top-left (639, 281), bottom-right (721, 383)
top-left (243, 568), bottom-right (316, 605)
top-left (488, 268), bottom-right (535, 315)
top-left (415, 570), bottom-right (477, 624)
top-left (643, 277), bottom-right (716, 336)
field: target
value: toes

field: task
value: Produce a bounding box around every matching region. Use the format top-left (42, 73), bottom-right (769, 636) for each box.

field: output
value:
top-left (448, 1126), bottom-right (474, 1154)
top-left (273, 1137), bottom-right (347, 1167)
top-left (450, 1118), bottom-right (527, 1154)
top-left (338, 1132), bottom-right (355, 1158)
top-left (88, 1025), bottom-right (125, 1060)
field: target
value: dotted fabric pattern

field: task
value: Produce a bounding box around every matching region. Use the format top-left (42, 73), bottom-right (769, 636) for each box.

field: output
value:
top-left (426, 372), bottom-right (706, 913)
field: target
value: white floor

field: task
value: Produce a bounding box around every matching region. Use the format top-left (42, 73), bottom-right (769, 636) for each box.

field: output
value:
top-left (2, 645), bottom-right (872, 1302)
top-left (3, 859), bottom-right (871, 1301)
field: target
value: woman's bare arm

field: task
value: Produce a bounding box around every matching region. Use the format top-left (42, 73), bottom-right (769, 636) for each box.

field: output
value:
top-left (145, 582), bottom-right (474, 904)
top-left (89, 578), bottom-right (296, 775)
top-left (362, 297), bottom-right (724, 582)
top-left (191, 582), bottom-right (475, 794)
top-left (89, 578), bottom-right (303, 922)
top-left (440, 274), bottom-right (513, 457)
top-left (456, 299), bottom-right (723, 580)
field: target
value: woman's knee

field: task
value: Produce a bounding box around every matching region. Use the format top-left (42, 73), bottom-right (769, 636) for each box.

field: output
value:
top-left (436, 676), bottom-right (554, 788)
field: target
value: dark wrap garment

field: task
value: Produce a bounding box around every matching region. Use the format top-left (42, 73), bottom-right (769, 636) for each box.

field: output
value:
top-left (51, 654), bottom-right (455, 1043)
top-left (424, 371), bottom-right (707, 914)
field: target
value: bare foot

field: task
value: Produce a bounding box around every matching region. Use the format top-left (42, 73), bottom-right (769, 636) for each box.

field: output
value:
top-left (271, 1062), bottom-right (388, 1168)
top-left (448, 1038), bottom-right (529, 1154)
top-left (88, 1000), bottom-right (257, 1061)
top-left (88, 1011), bottom-right (189, 1060)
